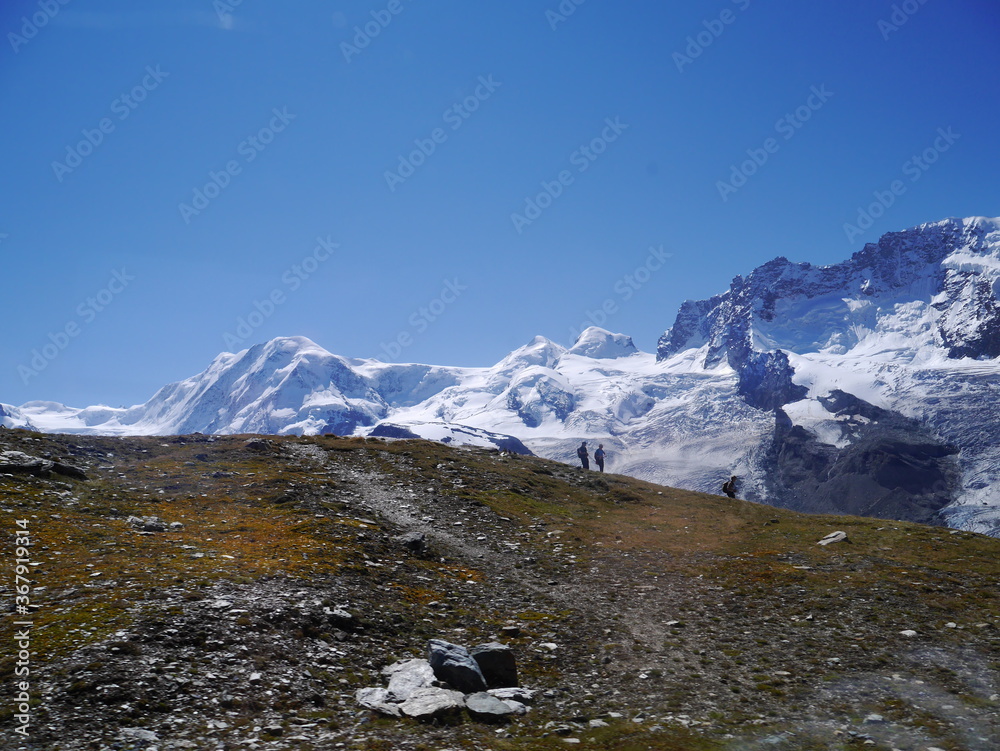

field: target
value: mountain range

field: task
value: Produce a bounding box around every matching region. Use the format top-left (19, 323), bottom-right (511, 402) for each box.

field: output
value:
top-left (5, 216), bottom-right (999, 535)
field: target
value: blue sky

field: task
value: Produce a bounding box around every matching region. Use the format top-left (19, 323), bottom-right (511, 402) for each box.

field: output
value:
top-left (2, 0), bottom-right (999, 408)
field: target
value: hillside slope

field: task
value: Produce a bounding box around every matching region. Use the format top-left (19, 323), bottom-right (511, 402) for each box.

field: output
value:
top-left (2, 428), bottom-right (998, 750)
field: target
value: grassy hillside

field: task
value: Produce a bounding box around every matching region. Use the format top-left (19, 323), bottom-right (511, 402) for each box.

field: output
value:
top-left (1, 429), bottom-right (998, 750)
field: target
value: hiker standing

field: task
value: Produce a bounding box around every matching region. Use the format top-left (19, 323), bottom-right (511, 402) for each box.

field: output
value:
top-left (594, 444), bottom-right (606, 473)
top-left (722, 475), bottom-right (738, 499)
top-left (577, 441), bottom-right (590, 470)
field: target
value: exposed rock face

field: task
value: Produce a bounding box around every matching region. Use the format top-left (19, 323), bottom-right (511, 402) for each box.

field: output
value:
top-left (760, 393), bottom-right (960, 525)
top-left (0, 450), bottom-right (88, 480)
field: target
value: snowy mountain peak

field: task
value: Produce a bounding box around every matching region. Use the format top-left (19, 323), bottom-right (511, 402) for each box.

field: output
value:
top-left (567, 327), bottom-right (639, 359)
top-left (495, 335), bottom-right (567, 373)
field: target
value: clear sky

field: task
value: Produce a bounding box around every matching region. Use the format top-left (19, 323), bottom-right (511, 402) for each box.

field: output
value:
top-left (2, 0), bottom-right (999, 408)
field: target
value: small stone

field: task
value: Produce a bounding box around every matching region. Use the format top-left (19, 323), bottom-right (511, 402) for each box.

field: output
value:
top-left (488, 687), bottom-right (536, 704)
top-left (899, 630), bottom-right (918, 637)
top-left (470, 642), bottom-right (518, 688)
top-left (465, 691), bottom-right (516, 722)
top-left (589, 719), bottom-right (609, 728)
top-left (383, 658), bottom-right (435, 702)
top-left (427, 639), bottom-right (488, 693)
top-left (817, 531), bottom-right (849, 546)
top-left (398, 686), bottom-right (465, 720)
top-left (500, 625), bottom-right (521, 637)
top-left (120, 728), bottom-right (159, 742)
top-left (356, 687), bottom-right (402, 717)
top-left (945, 622), bottom-right (957, 628)
top-left (864, 713), bottom-right (884, 723)
top-left (249, 672), bottom-right (262, 683)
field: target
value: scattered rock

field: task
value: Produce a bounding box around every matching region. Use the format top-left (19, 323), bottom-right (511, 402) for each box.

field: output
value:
top-left (899, 629), bottom-right (918, 637)
top-left (488, 687), bottom-right (535, 704)
top-left (470, 641), bottom-right (518, 688)
top-left (356, 687), bottom-right (402, 717)
top-left (398, 686), bottom-right (466, 720)
top-left (244, 438), bottom-right (274, 451)
top-left (397, 530), bottom-right (428, 556)
top-left (465, 691), bottom-right (516, 721)
top-left (120, 727), bottom-right (159, 742)
top-left (127, 515), bottom-right (167, 533)
top-left (0, 450), bottom-right (87, 480)
top-left (428, 639), bottom-right (488, 693)
top-left (817, 531), bottom-right (850, 546)
top-left (384, 658), bottom-right (435, 702)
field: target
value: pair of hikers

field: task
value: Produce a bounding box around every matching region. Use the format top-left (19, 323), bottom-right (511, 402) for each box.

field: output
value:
top-left (576, 441), bottom-right (605, 472)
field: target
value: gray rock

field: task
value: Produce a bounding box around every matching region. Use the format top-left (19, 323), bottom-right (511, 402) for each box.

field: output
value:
top-left (817, 531), bottom-right (849, 546)
top-left (383, 658), bottom-right (435, 702)
top-left (499, 698), bottom-right (529, 715)
top-left (0, 450), bottom-right (89, 480)
top-left (470, 642), bottom-right (518, 688)
top-left (120, 727), bottom-right (159, 742)
top-left (488, 686), bottom-right (536, 704)
top-left (355, 687), bottom-right (402, 717)
top-left (397, 530), bottom-right (427, 555)
top-left (427, 639), bottom-right (487, 693)
top-left (127, 515), bottom-right (167, 533)
top-left (465, 691), bottom-right (516, 721)
top-left (398, 687), bottom-right (465, 720)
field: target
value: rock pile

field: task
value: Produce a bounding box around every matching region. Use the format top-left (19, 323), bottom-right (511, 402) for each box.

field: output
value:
top-left (0, 449), bottom-right (88, 479)
top-left (356, 639), bottom-right (533, 721)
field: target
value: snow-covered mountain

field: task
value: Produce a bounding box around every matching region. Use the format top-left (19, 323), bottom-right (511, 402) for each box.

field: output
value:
top-left (6, 216), bottom-right (999, 534)
top-left (657, 216), bottom-right (1000, 533)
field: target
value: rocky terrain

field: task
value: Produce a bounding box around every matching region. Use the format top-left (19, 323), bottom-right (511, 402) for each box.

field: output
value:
top-left (2, 427), bottom-right (999, 750)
